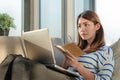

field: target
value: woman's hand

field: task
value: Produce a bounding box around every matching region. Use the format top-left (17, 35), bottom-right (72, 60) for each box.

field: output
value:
top-left (63, 50), bottom-right (79, 68)
top-left (63, 50), bottom-right (95, 80)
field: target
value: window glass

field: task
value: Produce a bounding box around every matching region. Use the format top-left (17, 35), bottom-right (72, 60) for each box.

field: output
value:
top-left (96, 1), bottom-right (120, 45)
top-left (40, 0), bottom-right (62, 38)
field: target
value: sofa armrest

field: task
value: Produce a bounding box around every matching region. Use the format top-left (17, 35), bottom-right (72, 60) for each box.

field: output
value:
top-left (111, 39), bottom-right (120, 80)
top-left (0, 36), bottom-right (26, 64)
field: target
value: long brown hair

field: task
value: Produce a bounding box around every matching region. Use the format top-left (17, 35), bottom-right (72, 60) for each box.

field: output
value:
top-left (77, 10), bottom-right (105, 53)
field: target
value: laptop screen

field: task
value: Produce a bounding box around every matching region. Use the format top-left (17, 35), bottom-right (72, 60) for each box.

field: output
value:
top-left (22, 28), bottom-right (56, 65)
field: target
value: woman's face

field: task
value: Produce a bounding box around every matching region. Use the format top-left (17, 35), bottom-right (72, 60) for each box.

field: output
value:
top-left (78, 18), bottom-right (100, 43)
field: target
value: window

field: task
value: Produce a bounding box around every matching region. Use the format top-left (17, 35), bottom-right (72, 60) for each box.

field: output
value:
top-left (96, 1), bottom-right (120, 45)
top-left (24, 0), bottom-right (95, 43)
top-left (40, 0), bottom-right (62, 38)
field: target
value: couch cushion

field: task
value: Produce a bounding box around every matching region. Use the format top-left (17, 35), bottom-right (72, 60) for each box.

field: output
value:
top-left (0, 36), bottom-right (26, 64)
top-left (111, 39), bottom-right (120, 80)
top-left (51, 37), bottom-right (65, 66)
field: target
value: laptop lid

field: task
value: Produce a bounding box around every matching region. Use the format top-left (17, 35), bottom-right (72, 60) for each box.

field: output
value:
top-left (22, 28), bottom-right (56, 65)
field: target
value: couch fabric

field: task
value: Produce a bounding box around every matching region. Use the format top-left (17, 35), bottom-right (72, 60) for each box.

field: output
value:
top-left (111, 39), bottom-right (120, 80)
top-left (51, 37), bottom-right (65, 66)
top-left (0, 54), bottom-right (75, 80)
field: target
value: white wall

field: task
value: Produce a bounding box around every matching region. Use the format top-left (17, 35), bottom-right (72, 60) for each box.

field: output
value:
top-left (96, 1), bottom-right (120, 45)
top-left (0, 0), bottom-right (22, 36)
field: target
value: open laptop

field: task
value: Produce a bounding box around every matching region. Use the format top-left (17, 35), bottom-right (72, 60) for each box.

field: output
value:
top-left (22, 28), bottom-right (79, 77)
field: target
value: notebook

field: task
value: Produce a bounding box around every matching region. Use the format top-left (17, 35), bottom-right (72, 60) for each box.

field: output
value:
top-left (56, 42), bottom-right (85, 57)
top-left (22, 28), bottom-right (79, 77)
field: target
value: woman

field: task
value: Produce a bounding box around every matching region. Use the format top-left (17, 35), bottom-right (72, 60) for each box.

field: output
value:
top-left (63, 10), bottom-right (114, 80)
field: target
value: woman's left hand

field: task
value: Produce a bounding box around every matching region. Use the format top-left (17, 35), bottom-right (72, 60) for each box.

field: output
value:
top-left (64, 50), bottom-right (79, 68)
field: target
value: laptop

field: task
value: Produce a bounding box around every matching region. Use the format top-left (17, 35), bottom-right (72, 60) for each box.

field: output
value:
top-left (22, 28), bottom-right (79, 77)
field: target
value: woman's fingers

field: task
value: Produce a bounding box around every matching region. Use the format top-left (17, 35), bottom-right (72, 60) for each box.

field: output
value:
top-left (64, 50), bottom-right (73, 57)
top-left (65, 50), bottom-right (77, 59)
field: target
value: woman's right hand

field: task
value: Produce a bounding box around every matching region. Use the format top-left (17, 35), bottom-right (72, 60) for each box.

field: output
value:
top-left (62, 50), bottom-right (79, 69)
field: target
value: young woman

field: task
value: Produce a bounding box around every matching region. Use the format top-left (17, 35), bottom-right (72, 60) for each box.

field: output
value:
top-left (63, 10), bottom-right (114, 80)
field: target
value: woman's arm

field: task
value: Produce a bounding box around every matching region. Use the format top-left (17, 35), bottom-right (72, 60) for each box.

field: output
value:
top-left (64, 46), bottom-right (114, 80)
top-left (64, 50), bottom-right (95, 80)
top-left (94, 47), bottom-right (114, 80)
top-left (73, 60), bottom-right (95, 80)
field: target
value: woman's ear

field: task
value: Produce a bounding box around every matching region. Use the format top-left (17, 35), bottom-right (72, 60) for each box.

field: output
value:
top-left (95, 23), bottom-right (100, 30)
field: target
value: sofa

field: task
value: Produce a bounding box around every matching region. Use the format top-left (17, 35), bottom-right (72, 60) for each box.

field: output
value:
top-left (0, 36), bottom-right (120, 80)
top-left (0, 36), bottom-right (75, 80)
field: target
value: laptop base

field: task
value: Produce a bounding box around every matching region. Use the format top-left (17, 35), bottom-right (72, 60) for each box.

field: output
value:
top-left (46, 64), bottom-right (79, 77)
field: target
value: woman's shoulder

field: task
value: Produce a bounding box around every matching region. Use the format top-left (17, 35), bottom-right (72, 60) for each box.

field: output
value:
top-left (99, 45), bottom-right (112, 51)
top-left (93, 45), bottom-right (114, 62)
top-left (98, 45), bottom-right (113, 56)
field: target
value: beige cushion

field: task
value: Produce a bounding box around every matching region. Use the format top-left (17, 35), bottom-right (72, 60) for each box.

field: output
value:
top-left (111, 39), bottom-right (120, 80)
top-left (0, 37), bottom-right (26, 64)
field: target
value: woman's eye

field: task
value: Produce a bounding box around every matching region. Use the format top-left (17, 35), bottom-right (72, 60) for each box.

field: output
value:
top-left (78, 25), bottom-right (81, 28)
top-left (84, 23), bottom-right (88, 27)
